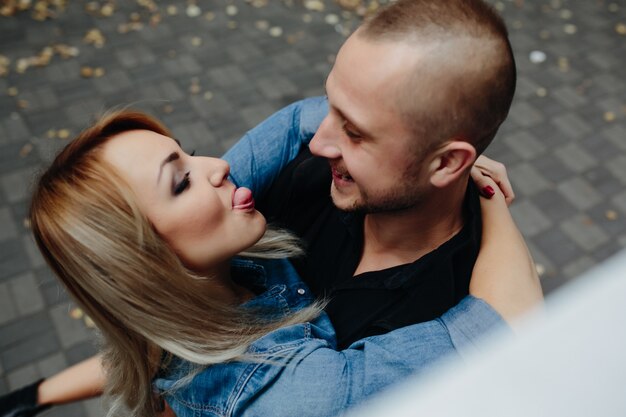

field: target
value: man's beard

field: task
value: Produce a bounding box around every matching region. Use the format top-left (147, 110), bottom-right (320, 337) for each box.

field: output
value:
top-left (333, 180), bottom-right (428, 214)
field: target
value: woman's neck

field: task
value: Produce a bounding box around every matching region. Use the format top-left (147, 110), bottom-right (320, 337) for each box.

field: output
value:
top-left (205, 261), bottom-right (256, 305)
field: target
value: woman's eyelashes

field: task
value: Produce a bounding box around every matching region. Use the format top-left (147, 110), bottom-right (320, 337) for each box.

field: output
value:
top-left (174, 172), bottom-right (191, 195)
top-left (189, 150), bottom-right (196, 156)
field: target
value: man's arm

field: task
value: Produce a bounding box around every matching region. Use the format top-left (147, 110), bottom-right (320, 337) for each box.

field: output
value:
top-left (223, 97), bottom-right (327, 198)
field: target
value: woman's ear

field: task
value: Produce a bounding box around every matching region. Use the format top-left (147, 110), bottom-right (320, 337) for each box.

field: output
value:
top-left (428, 140), bottom-right (477, 188)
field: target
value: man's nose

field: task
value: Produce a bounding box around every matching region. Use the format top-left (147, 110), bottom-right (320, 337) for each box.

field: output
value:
top-left (208, 158), bottom-right (230, 186)
top-left (309, 115), bottom-right (341, 159)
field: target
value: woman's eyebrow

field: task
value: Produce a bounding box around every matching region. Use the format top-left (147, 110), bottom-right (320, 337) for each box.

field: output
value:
top-left (157, 151), bottom-right (180, 184)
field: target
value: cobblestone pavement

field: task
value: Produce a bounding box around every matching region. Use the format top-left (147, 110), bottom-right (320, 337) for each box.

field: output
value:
top-left (1, 0), bottom-right (625, 415)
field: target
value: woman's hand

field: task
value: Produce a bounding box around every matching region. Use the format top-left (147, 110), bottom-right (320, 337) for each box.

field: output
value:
top-left (471, 155), bottom-right (515, 206)
top-left (469, 175), bottom-right (543, 329)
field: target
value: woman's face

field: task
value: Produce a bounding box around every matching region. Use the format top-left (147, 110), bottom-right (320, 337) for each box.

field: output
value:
top-left (101, 129), bottom-right (266, 273)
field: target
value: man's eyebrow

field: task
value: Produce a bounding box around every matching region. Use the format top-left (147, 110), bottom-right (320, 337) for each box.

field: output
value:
top-left (335, 107), bottom-right (373, 139)
top-left (324, 76), bottom-right (373, 139)
top-left (157, 151), bottom-right (180, 184)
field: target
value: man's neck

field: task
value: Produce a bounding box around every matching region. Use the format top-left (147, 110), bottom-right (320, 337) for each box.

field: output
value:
top-left (354, 181), bottom-right (468, 276)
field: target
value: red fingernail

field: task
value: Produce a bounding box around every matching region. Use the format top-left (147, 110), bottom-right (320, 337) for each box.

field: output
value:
top-left (482, 185), bottom-right (495, 198)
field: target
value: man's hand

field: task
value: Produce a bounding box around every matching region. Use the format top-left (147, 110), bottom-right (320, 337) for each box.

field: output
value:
top-left (471, 155), bottom-right (515, 206)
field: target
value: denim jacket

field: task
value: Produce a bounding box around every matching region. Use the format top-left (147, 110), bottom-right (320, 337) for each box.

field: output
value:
top-left (152, 98), bottom-right (506, 417)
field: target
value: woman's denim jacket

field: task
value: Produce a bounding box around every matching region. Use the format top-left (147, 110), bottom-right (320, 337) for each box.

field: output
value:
top-left (152, 97), bottom-right (506, 417)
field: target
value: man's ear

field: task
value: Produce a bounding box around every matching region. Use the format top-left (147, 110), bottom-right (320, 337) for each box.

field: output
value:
top-left (428, 141), bottom-right (477, 188)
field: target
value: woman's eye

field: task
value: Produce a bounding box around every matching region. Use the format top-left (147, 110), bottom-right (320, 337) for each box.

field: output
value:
top-left (174, 172), bottom-right (191, 195)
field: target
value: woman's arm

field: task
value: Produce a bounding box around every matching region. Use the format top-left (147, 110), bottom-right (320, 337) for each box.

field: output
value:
top-left (469, 176), bottom-right (544, 328)
top-left (37, 355), bottom-right (105, 405)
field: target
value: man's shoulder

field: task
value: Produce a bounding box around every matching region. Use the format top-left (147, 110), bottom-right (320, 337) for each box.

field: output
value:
top-left (257, 148), bottom-right (333, 232)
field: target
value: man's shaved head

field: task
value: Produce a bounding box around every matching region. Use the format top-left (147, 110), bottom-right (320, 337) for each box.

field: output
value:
top-left (359, 0), bottom-right (516, 155)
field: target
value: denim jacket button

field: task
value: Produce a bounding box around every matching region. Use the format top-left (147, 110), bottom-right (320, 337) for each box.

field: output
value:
top-left (297, 288), bottom-right (306, 295)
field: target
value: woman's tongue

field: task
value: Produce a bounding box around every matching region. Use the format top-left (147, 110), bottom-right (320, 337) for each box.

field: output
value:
top-left (233, 187), bottom-right (255, 210)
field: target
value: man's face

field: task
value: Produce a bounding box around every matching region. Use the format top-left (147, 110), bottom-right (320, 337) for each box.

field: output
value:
top-left (309, 33), bottom-right (434, 213)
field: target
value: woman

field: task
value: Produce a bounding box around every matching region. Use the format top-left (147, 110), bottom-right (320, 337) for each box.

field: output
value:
top-left (2, 100), bottom-right (541, 417)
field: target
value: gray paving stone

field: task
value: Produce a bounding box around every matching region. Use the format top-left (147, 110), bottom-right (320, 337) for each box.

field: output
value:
top-left (562, 256), bottom-right (596, 280)
top-left (63, 98), bottom-right (108, 128)
top-left (0, 238), bottom-right (31, 282)
top-left (0, 311), bottom-right (53, 349)
top-left (45, 402), bottom-right (89, 417)
top-left (551, 85), bottom-right (588, 109)
top-left (171, 120), bottom-right (221, 156)
top-left (554, 142), bottom-right (597, 173)
top-left (0, 141), bottom-right (41, 176)
top-left (507, 100), bottom-right (545, 128)
top-left (560, 214), bottom-right (610, 252)
top-left (0, 206), bottom-right (18, 242)
top-left (6, 364), bottom-right (39, 390)
top-left (551, 112), bottom-right (593, 140)
top-left (0, 166), bottom-right (39, 204)
top-left (189, 92), bottom-right (236, 120)
top-left (226, 40), bottom-right (264, 63)
top-left (0, 282), bottom-right (18, 325)
top-left (503, 130), bottom-right (546, 160)
top-left (510, 200), bottom-right (552, 237)
top-left (587, 51), bottom-right (620, 70)
top-left (534, 227), bottom-right (585, 267)
top-left (2, 330), bottom-right (60, 373)
top-left (240, 102), bottom-right (280, 129)
top-left (65, 340), bottom-right (98, 364)
top-left (35, 267), bottom-right (68, 308)
top-left (92, 69), bottom-right (134, 96)
top-left (36, 352), bottom-right (67, 378)
top-left (509, 162), bottom-right (552, 196)
top-left (8, 272), bottom-right (45, 317)
top-left (592, 241), bottom-right (623, 264)
top-left (0, 113), bottom-right (30, 144)
top-left (22, 233), bottom-right (45, 269)
top-left (612, 189), bottom-right (626, 215)
top-left (580, 132), bottom-right (623, 161)
top-left (531, 153), bottom-right (574, 184)
top-left (515, 75), bottom-right (542, 99)
top-left (589, 73), bottom-right (625, 96)
top-left (256, 74), bottom-right (299, 100)
top-left (208, 64), bottom-right (249, 88)
top-left (587, 203), bottom-right (626, 238)
top-left (84, 397), bottom-right (105, 417)
top-left (606, 155), bottom-right (626, 185)
top-left (602, 124), bottom-right (626, 152)
top-left (50, 304), bottom-right (95, 349)
top-left (556, 177), bottom-right (603, 211)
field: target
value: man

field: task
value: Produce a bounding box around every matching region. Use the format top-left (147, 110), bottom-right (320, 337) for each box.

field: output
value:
top-left (259, 0), bottom-right (517, 347)
top-left (0, 0), bottom-right (529, 415)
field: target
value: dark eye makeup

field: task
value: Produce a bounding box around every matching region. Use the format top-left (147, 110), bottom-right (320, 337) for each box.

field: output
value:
top-left (174, 172), bottom-right (190, 195)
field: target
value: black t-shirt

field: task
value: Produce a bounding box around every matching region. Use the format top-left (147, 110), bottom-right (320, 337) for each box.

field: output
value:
top-left (257, 149), bottom-right (482, 349)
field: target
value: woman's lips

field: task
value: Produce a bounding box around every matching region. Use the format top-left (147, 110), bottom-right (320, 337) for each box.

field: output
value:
top-left (232, 187), bottom-right (255, 212)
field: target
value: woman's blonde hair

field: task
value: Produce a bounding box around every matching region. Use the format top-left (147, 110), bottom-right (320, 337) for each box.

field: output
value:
top-left (29, 110), bottom-right (322, 417)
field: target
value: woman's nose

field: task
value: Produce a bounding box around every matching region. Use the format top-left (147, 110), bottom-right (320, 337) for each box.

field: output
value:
top-left (208, 158), bottom-right (230, 187)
